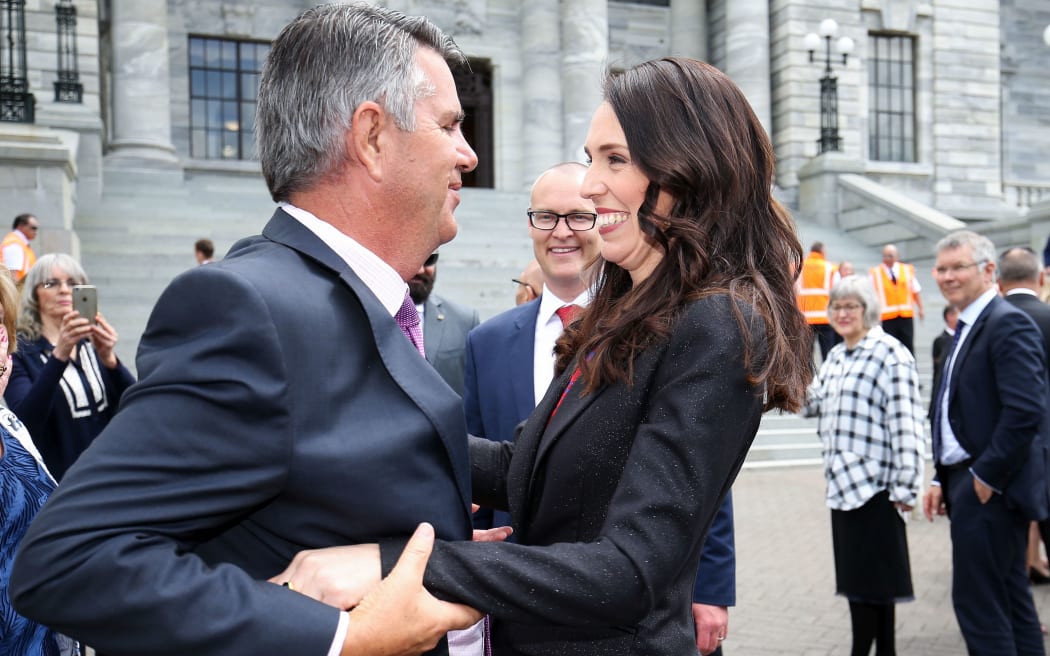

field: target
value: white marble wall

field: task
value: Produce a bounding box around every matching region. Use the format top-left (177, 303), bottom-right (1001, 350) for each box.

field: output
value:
top-left (724, 0), bottom-right (772, 135)
top-left (561, 0), bottom-right (607, 162)
top-left (930, 0), bottom-right (1001, 219)
top-left (520, 0), bottom-right (563, 187)
top-left (108, 0), bottom-right (177, 164)
top-left (1000, 1), bottom-right (1050, 188)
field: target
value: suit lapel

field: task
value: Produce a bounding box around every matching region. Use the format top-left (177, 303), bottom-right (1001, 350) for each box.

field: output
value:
top-left (948, 297), bottom-right (994, 407)
top-left (509, 302), bottom-right (539, 419)
top-left (261, 210), bottom-right (473, 515)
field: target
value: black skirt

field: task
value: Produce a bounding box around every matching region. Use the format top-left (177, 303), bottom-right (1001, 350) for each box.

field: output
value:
top-left (830, 490), bottom-right (915, 604)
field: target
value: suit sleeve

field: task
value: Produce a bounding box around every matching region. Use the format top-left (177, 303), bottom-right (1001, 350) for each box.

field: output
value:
top-left (382, 298), bottom-right (762, 627)
top-left (10, 267), bottom-right (340, 656)
top-left (692, 492), bottom-right (735, 606)
top-left (971, 310), bottom-right (1048, 490)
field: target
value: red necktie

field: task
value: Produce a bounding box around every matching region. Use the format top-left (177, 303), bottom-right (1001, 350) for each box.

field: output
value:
top-left (555, 304), bottom-right (580, 328)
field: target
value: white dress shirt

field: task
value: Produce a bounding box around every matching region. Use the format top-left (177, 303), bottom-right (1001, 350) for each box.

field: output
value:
top-left (937, 286), bottom-right (999, 467)
top-left (533, 285), bottom-right (592, 405)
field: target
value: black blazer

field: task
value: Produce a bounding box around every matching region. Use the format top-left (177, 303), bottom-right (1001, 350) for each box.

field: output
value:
top-left (11, 210), bottom-right (472, 655)
top-left (1005, 292), bottom-right (1050, 380)
top-left (938, 294), bottom-right (1050, 521)
top-left (381, 295), bottom-right (766, 655)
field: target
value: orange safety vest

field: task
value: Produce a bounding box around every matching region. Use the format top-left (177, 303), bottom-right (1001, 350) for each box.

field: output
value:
top-left (797, 252), bottom-right (835, 325)
top-left (1, 230), bottom-right (35, 282)
top-left (870, 263), bottom-right (916, 320)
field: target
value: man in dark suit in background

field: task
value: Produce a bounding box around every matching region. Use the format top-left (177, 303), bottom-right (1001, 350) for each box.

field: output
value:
top-left (464, 162), bottom-right (738, 656)
top-left (11, 5), bottom-right (485, 655)
top-left (924, 231), bottom-right (1050, 655)
top-left (929, 304), bottom-right (958, 420)
top-left (410, 251), bottom-right (479, 395)
top-left (999, 246), bottom-right (1050, 587)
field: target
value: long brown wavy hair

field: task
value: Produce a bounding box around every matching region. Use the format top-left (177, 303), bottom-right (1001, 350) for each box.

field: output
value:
top-left (554, 57), bottom-right (811, 412)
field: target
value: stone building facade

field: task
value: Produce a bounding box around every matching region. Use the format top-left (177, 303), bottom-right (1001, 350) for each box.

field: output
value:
top-left (0, 0), bottom-right (1048, 356)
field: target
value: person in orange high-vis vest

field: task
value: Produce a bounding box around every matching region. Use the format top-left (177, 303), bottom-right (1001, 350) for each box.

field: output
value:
top-left (797, 241), bottom-right (840, 361)
top-left (1, 213), bottom-right (39, 286)
top-left (870, 243), bottom-right (924, 354)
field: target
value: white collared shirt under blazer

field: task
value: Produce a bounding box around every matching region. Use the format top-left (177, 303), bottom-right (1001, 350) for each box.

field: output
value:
top-left (804, 326), bottom-right (925, 511)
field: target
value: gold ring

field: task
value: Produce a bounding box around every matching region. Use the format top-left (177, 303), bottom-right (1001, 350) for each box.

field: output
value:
top-left (282, 581), bottom-right (295, 592)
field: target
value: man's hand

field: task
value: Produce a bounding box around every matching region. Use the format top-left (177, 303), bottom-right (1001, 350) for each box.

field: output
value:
top-left (974, 477), bottom-right (994, 504)
top-left (923, 485), bottom-right (945, 521)
top-left (692, 603), bottom-right (728, 655)
top-left (341, 523), bottom-right (482, 656)
top-left (269, 543), bottom-right (381, 610)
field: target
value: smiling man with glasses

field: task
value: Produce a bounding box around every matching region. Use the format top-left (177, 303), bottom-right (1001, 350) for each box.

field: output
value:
top-left (1, 213), bottom-right (39, 285)
top-left (924, 230), bottom-right (1050, 654)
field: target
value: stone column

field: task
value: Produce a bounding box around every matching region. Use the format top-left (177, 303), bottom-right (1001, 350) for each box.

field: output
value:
top-left (724, 0), bottom-right (771, 135)
top-left (670, 0), bottom-right (707, 61)
top-left (560, 0), bottom-right (607, 162)
top-left (106, 0), bottom-right (178, 166)
top-left (521, 0), bottom-right (563, 187)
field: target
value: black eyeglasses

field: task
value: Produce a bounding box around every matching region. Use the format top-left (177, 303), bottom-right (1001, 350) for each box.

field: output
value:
top-left (527, 211), bottom-right (597, 232)
top-left (424, 253), bottom-right (439, 267)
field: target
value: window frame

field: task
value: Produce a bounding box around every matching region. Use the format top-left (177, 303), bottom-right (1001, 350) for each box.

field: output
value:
top-left (867, 32), bottom-right (917, 163)
top-left (187, 35), bottom-right (270, 161)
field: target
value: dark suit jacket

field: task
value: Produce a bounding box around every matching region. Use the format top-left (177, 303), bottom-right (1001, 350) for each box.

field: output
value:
top-left (424, 292), bottom-right (480, 396)
top-left (463, 297), bottom-right (738, 607)
top-left (1005, 292), bottom-right (1050, 379)
top-left (929, 329), bottom-right (952, 420)
top-left (11, 209), bottom-right (472, 656)
top-left (384, 295), bottom-right (764, 654)
top-left (937, 294), bottom-right (1050, 521)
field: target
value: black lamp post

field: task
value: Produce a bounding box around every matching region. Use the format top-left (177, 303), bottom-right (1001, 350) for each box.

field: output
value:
top-left (804, 19), bottom-right (854, 154)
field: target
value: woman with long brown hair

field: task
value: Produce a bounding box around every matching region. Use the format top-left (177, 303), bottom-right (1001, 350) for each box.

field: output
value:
top-left (277, 57), bottom-right (811, 655)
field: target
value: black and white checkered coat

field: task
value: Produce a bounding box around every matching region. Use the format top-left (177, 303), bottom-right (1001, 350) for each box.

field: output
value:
top-left (804, 326), bottom-right (925, 511)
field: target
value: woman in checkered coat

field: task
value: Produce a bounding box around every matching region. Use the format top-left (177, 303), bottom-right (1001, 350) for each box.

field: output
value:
top-left (804, 274), bottom-right (925, 656)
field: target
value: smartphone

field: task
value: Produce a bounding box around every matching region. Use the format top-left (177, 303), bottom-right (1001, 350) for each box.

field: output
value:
top-left (72, 285), bottom-right (98, 324)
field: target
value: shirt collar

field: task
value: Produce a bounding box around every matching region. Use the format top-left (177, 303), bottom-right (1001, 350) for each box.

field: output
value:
top-left (537, 284), bottom-right (591, 326)
top-left (958, 286), bottom-right (999, 326)
top-left (1005, 287), bottom-right (1039, 298)
top-left (280, 202), bottom-right (407, 317)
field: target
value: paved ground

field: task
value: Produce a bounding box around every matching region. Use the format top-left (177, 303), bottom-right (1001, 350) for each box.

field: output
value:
top-left (729, 463), bottom-right (1050, 655)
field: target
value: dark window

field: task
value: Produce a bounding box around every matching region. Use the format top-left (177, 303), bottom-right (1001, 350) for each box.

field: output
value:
top-left (0, 0), bottom-right (33, 122)
top-left (188, 36), bottom-right (269, 160)
top-left (868, 34), bottom-right (915, 162)
top-left (454, 59), bottom-right (494, 189)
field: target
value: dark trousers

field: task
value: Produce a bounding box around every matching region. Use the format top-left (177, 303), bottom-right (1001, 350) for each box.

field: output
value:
top-left (881, 317), bottom-right (914, 355)
top-left (810, 323), bottom-right (841, 362)
top-left (945, 469), bottom-right (1044, 655)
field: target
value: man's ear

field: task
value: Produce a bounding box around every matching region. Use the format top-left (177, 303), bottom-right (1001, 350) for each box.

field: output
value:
top-left (348, 101), bottom-right (387, 182)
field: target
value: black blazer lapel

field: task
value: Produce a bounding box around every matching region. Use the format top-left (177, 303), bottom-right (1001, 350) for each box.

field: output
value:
top-left (947, 299), bottom-right (993, 412)
top-left (262, 210), bottom-right (473, 516)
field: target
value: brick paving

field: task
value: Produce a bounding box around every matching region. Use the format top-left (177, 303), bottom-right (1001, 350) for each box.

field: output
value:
top-left (729, 464), bottom-right (1050, 655)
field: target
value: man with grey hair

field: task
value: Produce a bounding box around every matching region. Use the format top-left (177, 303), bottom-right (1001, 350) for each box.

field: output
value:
top-left (11, 4), bottom-right (486, 655)
top-left (924, 231), bottom-right (1050, 654)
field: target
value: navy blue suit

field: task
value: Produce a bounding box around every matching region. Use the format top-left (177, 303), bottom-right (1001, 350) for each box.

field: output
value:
top-left (463, 298), bottom-right (737, 609)
top-left (935, 294), bottom-right (1050, 655)
top-left (10, 209), bottom-right (472, 655)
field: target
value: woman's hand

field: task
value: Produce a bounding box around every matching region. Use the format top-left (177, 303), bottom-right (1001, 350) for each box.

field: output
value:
top-left (90, 314), bottom-right (120, 368)
top-left (0, 325), bottom-right (12, 395)
top-left (53, 311), bottom-right (94, 361)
